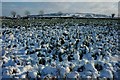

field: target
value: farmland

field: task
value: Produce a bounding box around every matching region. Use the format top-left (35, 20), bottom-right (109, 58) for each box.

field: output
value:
top-left (0, 18), bottom-right (120, 79)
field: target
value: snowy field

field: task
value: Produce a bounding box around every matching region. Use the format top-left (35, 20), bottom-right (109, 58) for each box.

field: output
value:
top-left (0, 18), bottom-right (120, 79)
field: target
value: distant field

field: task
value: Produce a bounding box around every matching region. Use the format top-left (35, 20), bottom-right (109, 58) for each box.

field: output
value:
top-left (1, 18), bottom-right (119, 29)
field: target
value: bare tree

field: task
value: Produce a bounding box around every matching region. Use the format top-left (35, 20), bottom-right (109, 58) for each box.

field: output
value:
top-left (11, 11), bottom-right (16, 18)
top-left (25, 10), bottom-right (30, 16)
top-left (57, 11), bottom-right (63, 17)
top-left (57, 11), bottom-right (62, 15)
top-left (118, 13), bottom-right (120, 18)
top-left (16, 14), bottom-right (21, 19)
top-left (111, 14), bottom-right (115, 18)
top-left (39, 10), bottom-right (44, 16)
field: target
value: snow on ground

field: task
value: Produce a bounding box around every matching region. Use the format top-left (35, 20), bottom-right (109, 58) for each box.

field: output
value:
top-left (1, 19), bottom-right (120, 79)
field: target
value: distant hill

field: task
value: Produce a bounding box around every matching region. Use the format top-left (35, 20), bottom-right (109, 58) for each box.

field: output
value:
top-left (27, 13), bottom-right (111, 18)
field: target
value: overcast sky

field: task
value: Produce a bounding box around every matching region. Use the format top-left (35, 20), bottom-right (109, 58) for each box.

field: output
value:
top-left (1, 0), bottom-right (120, 2)
top-left (1, 0), bottom-right (119, 17)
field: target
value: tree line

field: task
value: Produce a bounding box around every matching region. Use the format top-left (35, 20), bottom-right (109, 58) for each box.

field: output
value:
top-left (10, 10), bottom-right (116, 18)
top-left (10, 10), bottom-right (44, 18)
